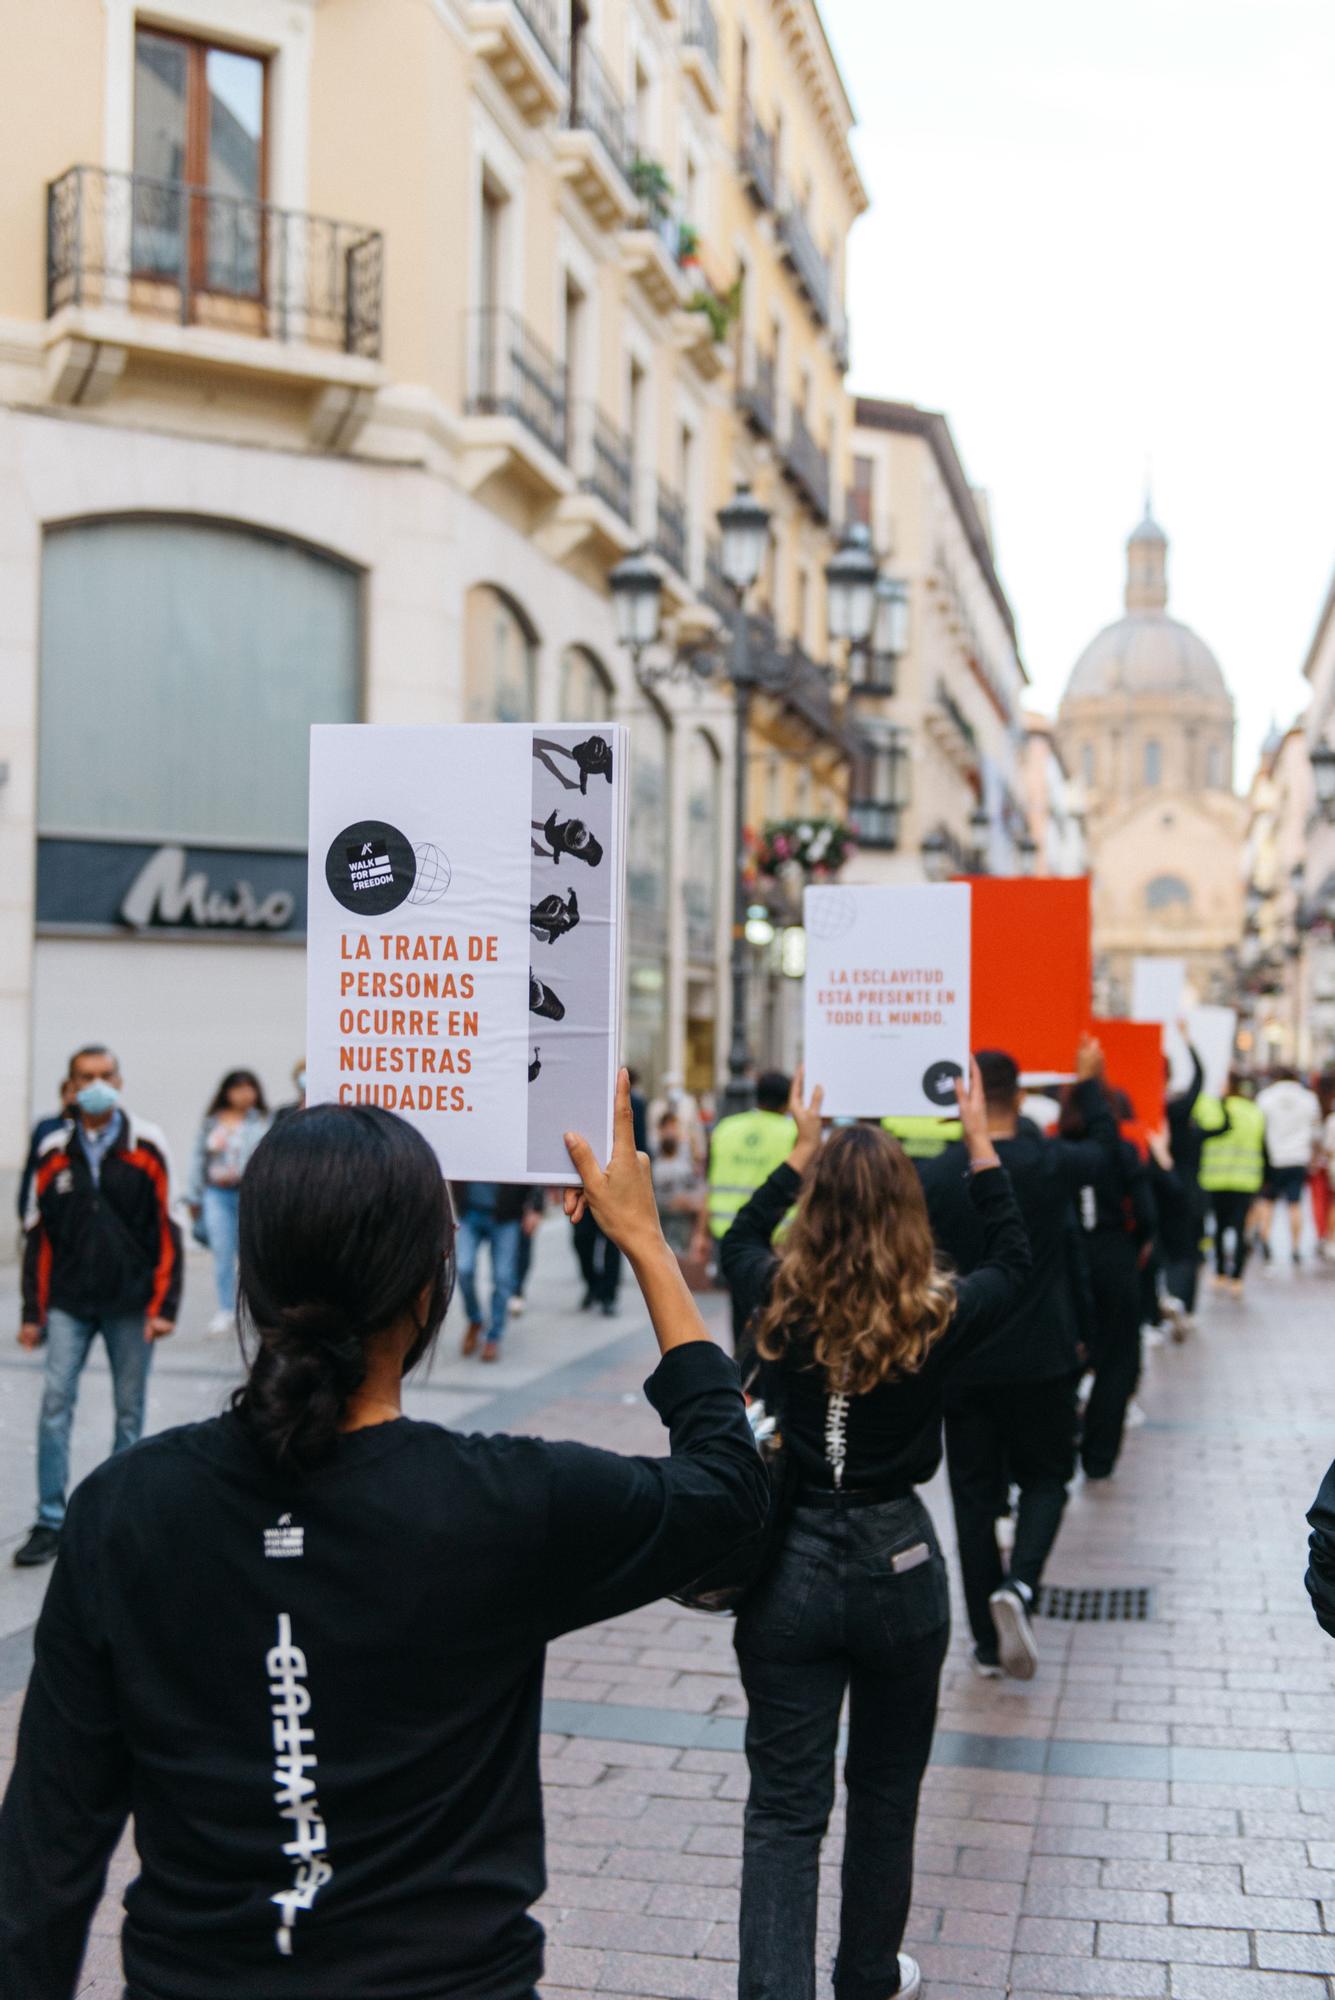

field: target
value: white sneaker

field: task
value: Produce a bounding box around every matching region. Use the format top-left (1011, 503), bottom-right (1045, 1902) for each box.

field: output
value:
top-left (894, 1953), bottom-right (922, 1998)
top-left (1126, 1399), bottom-right (1147, 1430)
top-left (508, 1295), bottom-right (525, 1317)
top-left (988, 1584), bottom-right (1038, 1681)
top-left (971, 1650), bottom-right (1003, 1680)
top-left (208, 1310), bottom-right (235, 1336)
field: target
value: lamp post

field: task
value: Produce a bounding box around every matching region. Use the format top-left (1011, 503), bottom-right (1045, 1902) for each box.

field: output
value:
top-left (969, 802), bottom-right (991, 874)
top-left (920, 827), bottom-right (952, 883)
top-left (608, 546), bottom-right (664, 676)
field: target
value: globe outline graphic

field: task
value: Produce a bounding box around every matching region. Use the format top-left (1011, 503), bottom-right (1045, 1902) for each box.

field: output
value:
top-left (407, 842), bottom-right (452, 905)
top-left (806, 888), bottom-right (858, 943)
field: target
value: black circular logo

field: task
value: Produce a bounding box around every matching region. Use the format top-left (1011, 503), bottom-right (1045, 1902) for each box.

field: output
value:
top-left (325, 819), bottom-right (416, 916)
top-left (922, 1059), bottom-right (964, 1108)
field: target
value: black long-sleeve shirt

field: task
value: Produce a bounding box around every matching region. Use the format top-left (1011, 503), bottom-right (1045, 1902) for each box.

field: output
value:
top-left (0, 1343), bottom-right (766, 2000)
top-left (917, 1077), bottom-right (1120, 1385)
top-left (1306, 1458), bottom-right (1335, 1638)
top-left (720, 1161), bottom-right (1030, 1491)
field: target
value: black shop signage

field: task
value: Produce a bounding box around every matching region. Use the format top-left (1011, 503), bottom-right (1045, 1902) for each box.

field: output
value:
top-left (36, 837), bottom-right (307, 938)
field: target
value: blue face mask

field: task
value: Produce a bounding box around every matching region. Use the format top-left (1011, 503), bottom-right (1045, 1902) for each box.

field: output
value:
top-left (76, 1080), bottom-right (121, 1118)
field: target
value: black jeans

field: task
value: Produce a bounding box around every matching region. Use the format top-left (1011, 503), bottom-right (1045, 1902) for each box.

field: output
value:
top-left (1213, 1190), bottom-right (1253, 1280)
top-left (1080, 1233), bottom-right (1141, 1479)
top-left (572, 1208), bottom-right (621, 1304)
top-left (945, 1374), bottom-right (1078, 1658)
top-left (734, 1494), bottom-right (949, 2000)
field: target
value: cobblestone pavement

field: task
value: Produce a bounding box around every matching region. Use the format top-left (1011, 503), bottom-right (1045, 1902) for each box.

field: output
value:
top-left (4, 1235), bottom-right (1335, 1997)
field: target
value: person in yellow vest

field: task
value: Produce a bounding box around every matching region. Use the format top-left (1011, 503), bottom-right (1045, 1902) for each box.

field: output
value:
top-left (702, 1071), bottom-right (796, 1351)
top-left (1196, 1073), bottom-right (1265, 1297)
top-left (881, 1115), bottom-right (964, 1161)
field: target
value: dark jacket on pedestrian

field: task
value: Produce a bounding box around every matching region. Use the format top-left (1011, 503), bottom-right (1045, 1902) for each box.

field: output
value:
top-left (21, 1113), bottom-right (183, 1326)
top-left (720, 1161), bottom-right (1030, 1491)
top-left (916, 1077), bottom-right (1120, 1386)
top-left (1306, 1458), bottom-right (1335, 1637)
top-left (16, 1113), bottom-right (66, 1223)
top-left (449, 1183), bottom-right (542, 1226)
top-left (0, 1344), bottom-right (767, 2000)
top-left (1167, 1047), bottom-right (1225, 1215)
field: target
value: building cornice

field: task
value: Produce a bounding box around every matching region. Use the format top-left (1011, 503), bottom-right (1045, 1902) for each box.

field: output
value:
top-left (853, 395), bottom-right (1021, 664)
top-left (771, 0), bottom-right (869, 215)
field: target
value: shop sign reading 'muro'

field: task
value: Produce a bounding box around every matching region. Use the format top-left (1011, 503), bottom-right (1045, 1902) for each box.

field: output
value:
top-left (120, 845), bottom-right (295, 931)
top-left (34, 837), bottom-right (307, 937)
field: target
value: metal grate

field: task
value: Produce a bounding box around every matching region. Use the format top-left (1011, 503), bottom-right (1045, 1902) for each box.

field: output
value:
top-left (1036, 1584), bottom-right (1155, 1623)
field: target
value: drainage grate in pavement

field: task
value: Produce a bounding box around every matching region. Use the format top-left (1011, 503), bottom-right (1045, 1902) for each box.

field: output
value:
top-left (1036, 1584), bottom-right (1155, 1622)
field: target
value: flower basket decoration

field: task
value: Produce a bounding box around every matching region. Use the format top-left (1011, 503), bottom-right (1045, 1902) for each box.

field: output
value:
top-left (748, 817), bottom-right (857, 890)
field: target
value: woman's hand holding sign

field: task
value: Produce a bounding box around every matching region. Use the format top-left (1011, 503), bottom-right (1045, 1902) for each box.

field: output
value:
top-left (565, 1070), bottom-right (709, 1354)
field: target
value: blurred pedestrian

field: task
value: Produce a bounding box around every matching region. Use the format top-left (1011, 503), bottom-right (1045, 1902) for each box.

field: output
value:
top-left (16, 1075), bottom-right (77, 1224)
top-left (510, 1191), bottom-right (544, 1320)
top-left (1063, 1082), bottom-right (1155, 1482)
top-left (1315, 1074), bottom-right (1335, 1257)
top-left (1255, 1067), bottom-right (1320, 1264)
top-left (1158, 1031), bottom-right (1220, 1328)
top-left (187, 1069), bottom-right (270, 1335)
top-left (272, 1058), bottom-right (307, 1123)
top-left (699, 1070), bottom-right (795, 1350)
top-left (13, 1045), bottom-right (181, 1569)
top-left (920, 1039), bottom-right (1118, 1680)
top-left (720, 1066), bottom-right (1029, 2000)
top-left (652, 1110), bottom-right (705, 1253)
top-left (451, 1183), bottom-right (540, 1359)
top-left (0, 1077), bottom-right (766, 1996)
top-left (1196, 1072), bottom-right (1266, 1296)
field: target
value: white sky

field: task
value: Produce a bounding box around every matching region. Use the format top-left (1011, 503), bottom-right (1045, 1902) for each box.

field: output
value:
top-left (820, 0), bottom-right (1335, 782)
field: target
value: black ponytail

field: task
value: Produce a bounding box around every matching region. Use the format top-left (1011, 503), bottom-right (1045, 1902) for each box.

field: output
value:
top-left (231, 1104), bottom-right (454, 1472)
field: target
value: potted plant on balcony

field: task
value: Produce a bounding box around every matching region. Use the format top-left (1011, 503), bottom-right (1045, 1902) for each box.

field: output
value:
top-left (629, 156), bottom-right (673, 221)
top-left (749, 816), bottom-right (856, 889)
top-left (687, 275), bottom-right (741, 344)
top-left (676, 221), bottom-right (701, 268)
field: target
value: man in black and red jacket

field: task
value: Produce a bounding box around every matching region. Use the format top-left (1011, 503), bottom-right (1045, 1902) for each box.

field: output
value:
top-left (16, 1044), bottom-right (182, 1568)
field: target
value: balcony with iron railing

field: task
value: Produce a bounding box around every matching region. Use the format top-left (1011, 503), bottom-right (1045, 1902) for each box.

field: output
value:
top-left (776, 197), bottom-right (830, 326)
top-left (556, 36), bottom-right (636, 224)
top-left (579, 408), bottom-right (634, 525)
top-left (652, 478), bottom-right (689, 578)
top-left (468, 0), bottom-right (566, 121)
top-left (465, 307), bottom-right (568, 466)
top-left (681, 0), bottom-right (722, 109)
top-left (781, 409), bottom-right (831, 522)
top-left (850, 728), bottom-right (911, 849)
top-left (739, 101), bottom-right (777, 211)
top-left (735, 346), bottom-right (776, 438)
top-left (46, 164), bottom-right (384, 358)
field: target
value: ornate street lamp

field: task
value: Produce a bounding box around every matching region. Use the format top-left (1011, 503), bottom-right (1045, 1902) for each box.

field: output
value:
top-left (714, 485), bottom-right (772, 1115)
top-left (608, 547), bottom-right (663, 676)
top-left (718, 484), bottom-right (771, 594)
top-left (824, 521), bottom-right (878, 647)
top-left (969, 802), bottom-right (992, 874)
top-left (920, 827), bottom-right (952, 884)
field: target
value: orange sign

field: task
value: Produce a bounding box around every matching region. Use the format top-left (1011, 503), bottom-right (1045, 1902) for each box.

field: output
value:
top-left (1088, 1017), bottom-right (1166, 1131)
top-left (966, 876), bottom-right (1092, 1077)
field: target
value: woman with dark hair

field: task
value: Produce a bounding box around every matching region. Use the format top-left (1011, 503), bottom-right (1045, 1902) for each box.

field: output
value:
top-left (720, 1066), bottom-right (1029, 2000)
top-left (0, 1073), bottom-right (767, 1999)
top-left (187, 1067), bottom-right (271, 1334)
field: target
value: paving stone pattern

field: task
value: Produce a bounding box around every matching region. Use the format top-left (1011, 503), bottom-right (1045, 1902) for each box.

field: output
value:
top-left (4, 1248), bottom-right (1335, 1995)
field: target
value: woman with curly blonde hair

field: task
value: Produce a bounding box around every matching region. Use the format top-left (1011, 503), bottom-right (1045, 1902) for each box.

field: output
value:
top-left (721, 1064), bottom-right (1029, 2000)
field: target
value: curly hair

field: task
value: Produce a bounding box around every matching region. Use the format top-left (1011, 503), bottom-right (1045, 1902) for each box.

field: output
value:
top-left (754, 1124), bottom-right (956, 1393)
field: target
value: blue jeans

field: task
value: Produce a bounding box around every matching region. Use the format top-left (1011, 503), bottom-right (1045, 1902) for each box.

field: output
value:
top-left (456, 1212), bottom-right (521, 1344)
top-left (734, 1494), bottom-right (950, 2000)
top-left (37, 1307), bottom-right (153, 1528)
top-left (203, 1184), bottom-right (241, 1314)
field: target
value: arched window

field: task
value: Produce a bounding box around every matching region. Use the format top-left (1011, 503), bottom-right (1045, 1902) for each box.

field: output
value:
top-left (1145, 874), bottom-right (1192, 912)
top-left (38, 517), bottom-right (360, 847)
top-left (559, 645), bottom-right (613, 723)
top-left (463, 584), bottom-right (536, 724)
top-left (685, 731), bottom-right (721, 962)
top-left (1144, 739), bottom-right (1161, 786)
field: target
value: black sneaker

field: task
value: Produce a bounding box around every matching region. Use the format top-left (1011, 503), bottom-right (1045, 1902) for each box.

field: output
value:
top-left (989, 1583), bottom-right (1038, 1680)
top-left (14, 1524), bottom-right (61, 1568)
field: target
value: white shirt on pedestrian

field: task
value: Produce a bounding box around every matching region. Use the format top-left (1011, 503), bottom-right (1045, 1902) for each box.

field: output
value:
top-left (1256, 1080), bottom-right (1320, 1169)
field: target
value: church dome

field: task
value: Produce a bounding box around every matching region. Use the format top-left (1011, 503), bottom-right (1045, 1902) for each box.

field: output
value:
top-left (1061, 503), bottom-right (1229, 709)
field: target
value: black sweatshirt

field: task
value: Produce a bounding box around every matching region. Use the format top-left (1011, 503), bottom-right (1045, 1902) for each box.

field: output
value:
top-left (0, 1343), bottom-right (765, 2000)
top-left (917, 1078), bottom-right (1119, 1385)
top-left (720, 1161), bottom-right (1030, 1491)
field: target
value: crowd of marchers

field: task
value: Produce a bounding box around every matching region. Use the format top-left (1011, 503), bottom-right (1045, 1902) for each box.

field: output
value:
top-left (5, 1036), bottom-right (1335, 2000)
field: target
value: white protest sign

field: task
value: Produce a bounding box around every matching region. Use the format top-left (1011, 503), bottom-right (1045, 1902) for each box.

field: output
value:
top-left (1131, 956), bottom-right (1186, 1027)
top-left (1181, 1004), bottom-right (1236, 1097)
top-left (307, 723), bottom-right (627, 1183)
top-left (803, 884), bottom-right (972, 1117)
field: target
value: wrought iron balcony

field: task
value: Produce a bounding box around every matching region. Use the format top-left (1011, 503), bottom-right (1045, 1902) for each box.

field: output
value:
top-left (850, 728), bottom-right (911, 849)
top-left (681, 0), bottom-right (721, 106)
top-left (568, 38), bottom-right (634, 186)
top-left (782, 409), bottom-right (831, 523)
top-left (776, 198), bottom-right (830, 326)
top-left (580, 409), bottom-right (634, 523)
top-left (736, 347), bottom-right (776, 438)
top-left (509, 0), bottom-right (565, 73)
top-left (739, 102), bottom-right (777, 210)
top-left (46, 164), bottom-right (384, 356)
top-left (466, 307), bottom-right (568, 463)
top-left (653, 477), bottom-right (689, 577)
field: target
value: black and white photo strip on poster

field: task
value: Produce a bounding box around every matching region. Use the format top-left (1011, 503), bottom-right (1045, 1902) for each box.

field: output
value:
top-left (528, 727), bottom-right (629, 1175)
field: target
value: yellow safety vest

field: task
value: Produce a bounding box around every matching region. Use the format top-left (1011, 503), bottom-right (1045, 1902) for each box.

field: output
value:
top-left (1196, 1095), bottom-right (1266, 1195)
top-left (881, 1116), bottom-right (964, 1161)
top-left (707, 1110), bottom-right (797, 1239)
